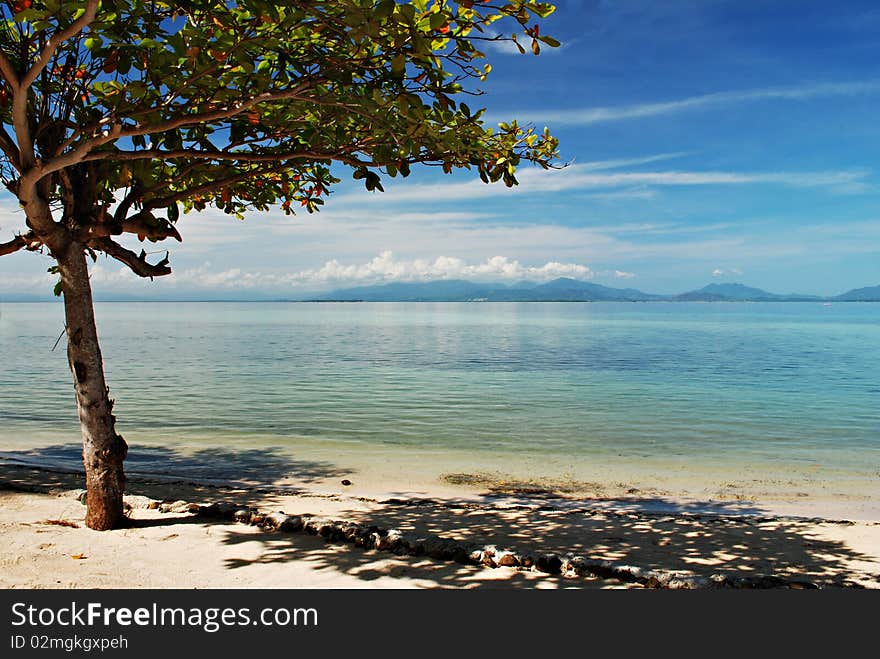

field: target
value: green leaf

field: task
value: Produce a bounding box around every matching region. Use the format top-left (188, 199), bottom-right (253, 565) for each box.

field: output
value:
top-left (53, 280), bottom-right (63, 297)
top-left (538, 35), bottom-right (560, 48)
top-left (374, 0), bottom-right (395, 20)
top-left (530, 3), bottom-right (557, 19)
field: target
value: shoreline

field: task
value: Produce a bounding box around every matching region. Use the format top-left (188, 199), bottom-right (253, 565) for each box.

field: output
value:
top-left (2, 463), bottom-right (878, 589)
top-left (2, 448), bottom-right (878, 524)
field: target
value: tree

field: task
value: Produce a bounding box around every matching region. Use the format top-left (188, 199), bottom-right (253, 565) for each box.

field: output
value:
top-left (0, 0), bottom-right (559, 530)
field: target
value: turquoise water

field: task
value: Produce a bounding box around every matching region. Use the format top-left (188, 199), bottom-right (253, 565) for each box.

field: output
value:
top-left (1, 301), bottom-right (878, 503)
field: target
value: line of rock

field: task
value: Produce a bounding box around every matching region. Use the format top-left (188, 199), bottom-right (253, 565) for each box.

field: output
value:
top-left (155, 499), bottom-right (827, 589)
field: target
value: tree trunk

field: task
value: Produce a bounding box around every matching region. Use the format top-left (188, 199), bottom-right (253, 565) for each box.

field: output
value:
top-left (57, 242), bottom-right (127, 530)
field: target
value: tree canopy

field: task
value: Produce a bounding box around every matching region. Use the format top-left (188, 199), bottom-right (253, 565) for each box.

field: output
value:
top-left (0, 0), bottom-right (560, 531)
top-left (0, 0), bottom-right (560, 277)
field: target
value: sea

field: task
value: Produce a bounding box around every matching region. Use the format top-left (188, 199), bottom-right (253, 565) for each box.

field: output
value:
top-left (1, 301), bottom-right (878, 515)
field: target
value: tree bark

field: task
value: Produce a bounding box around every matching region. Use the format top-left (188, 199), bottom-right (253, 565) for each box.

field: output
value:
top-left (57, 242), bottom-right (127, 530)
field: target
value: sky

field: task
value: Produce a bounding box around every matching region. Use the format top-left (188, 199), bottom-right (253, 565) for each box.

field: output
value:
top-left (2, 0), bottom-right (880, 299)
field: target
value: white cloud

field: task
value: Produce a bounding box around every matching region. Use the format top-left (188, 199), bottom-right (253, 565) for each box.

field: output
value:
top-left (712, 269), bottom-right (724, 277)
top-left (613, 270), bottom-right (636, 279)
top-left (349, 163), bottom-right (870, 204)
top-left (712, 267), bottom-right (744, 278)
top-left (514, 80), bottom-right (880, 126)
top-left (61, 252), bottom-right (600, 293)
top-left (280, 252), bottom-right (595, 287)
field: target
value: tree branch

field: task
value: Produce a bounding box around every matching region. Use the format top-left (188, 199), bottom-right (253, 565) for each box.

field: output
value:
top-left (43, 81), bottom-right (321, 176)
top-left (0, 124), bottom-right (20, 170)
top-left (76, 148), bottom-right (343, 165)
top-left (142, 163), bottom-right (290, 210)
top-left (79, 211), bottom-right (182, 243)
top-left (89, 237), bottom-right (172, 278)
top-left (0, 230), bottom-right (40, 256)
top-left (12, 0), bottom-right (100, 170)
top-left (21, 0), bottom-right (100, 90)
top-left (0, 51), bottom-right (18, 88)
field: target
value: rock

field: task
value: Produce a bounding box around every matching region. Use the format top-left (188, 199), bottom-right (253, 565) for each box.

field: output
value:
top-left (75, 490), bottom-right (88, 505)
top-left (400, 533), bottom-right (426, 555)
top-left (317, 522), bottom-right (337, 539)
top-left (233, 509), bottom-right (253, 524)
top-left (534, 554), bottom-right (562, 574)
top-left (340, 524), bottom-right (362, 542)
top-left (452, 549), bottom-right (472, 564)
top-left (665, 575), bottom-right (710, 589)
top-left (341, 479), bottom-right (352, 486)
top-left (250, 513), bottom-right (266, 525)
top-left (260, 513), bottom-right (282, 529)
top-left (709, 573), bottom-right (731, 588)
top-left (198, 502), bottom-right (238, 519)
top-left (562, 556), bottom-right (586, 576)
top-left (376, 529), bottom-right (403, 552)
top-left (729, 575), bottom-right (788, 589)
top-left (643, 576), bottom-right (664, 589)
top-left (122, 495), bottom-right (154, 509)
top-left (496, 551), bottom-right (520, 568)
top-left (353, 528), bottom-right (374, 548)
top-left (146, 501), bottom-right (160, 510)
top-left (169, 500), bottom-right (190, 513)
top-left (520, 555), bottom-right (535, 568)
top-left (423, 538), bottom-right (457, 560)
top-left (584, 560), bottom-right (617, 579)
top-left (614, 564), bottom-right (646, 583)
top-left (185, 503), bottom-right (201, 514)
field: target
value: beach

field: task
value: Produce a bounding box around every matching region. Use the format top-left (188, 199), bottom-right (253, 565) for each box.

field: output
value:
top-left (2, 464), bottom-right (878, 589)
top-left (2, 301), bottom-right (878, 588)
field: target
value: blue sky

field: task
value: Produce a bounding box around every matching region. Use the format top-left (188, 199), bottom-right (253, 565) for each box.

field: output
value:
top-left (2, 0), bottom-right (879, 298)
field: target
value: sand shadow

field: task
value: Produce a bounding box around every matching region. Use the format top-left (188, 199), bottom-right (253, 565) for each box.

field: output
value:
top-left (2, 458), bottom-right (876, 589)
top-left (216, 493), bottom-right (879, 589)
top-left (0, 442), bottom-right (352, 503)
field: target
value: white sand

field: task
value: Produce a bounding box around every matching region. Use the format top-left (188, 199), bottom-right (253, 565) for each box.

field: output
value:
top-left (1, 466), bottom-right (878, 589)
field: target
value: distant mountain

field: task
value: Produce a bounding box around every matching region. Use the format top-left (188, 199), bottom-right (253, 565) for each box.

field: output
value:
top-left (528, 277), bottom-right (664, 301)
top-left (8, 279), bottom-right (877, 303)
top-left (311, 277), bottom-right (661, 302)
top-left (675, 282), bottom-right (821, 302)
top-left (315, 279), bottom-right (490, 302)
top-left (834, 285), bottom-right (880, 301)
top-left (308, 278), bottom-right (874, 302)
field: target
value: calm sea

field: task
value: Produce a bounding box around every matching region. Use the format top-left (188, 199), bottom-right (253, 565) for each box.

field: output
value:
top-left (1, 301), bottom-right (878, 509)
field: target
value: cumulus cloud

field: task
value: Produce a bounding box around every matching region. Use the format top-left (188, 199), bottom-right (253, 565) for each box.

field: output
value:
top-left (712, 267), bottom-right (743, 277)
top-left (285, 251), bottom-right (594, 287)
top-left (49, 252), bottom-right (600, 294)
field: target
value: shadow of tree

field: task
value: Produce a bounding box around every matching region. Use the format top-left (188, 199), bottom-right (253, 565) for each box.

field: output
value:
top-left (0, 442), bottom-right (351, 501)
top-left (216, 493), bottom-right (879, 589)
top-left (2, 455), bottom-right (877, 589)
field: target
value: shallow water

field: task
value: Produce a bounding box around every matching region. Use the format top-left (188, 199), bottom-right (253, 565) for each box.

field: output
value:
top-left (1, 301), bottom-right (878, 511)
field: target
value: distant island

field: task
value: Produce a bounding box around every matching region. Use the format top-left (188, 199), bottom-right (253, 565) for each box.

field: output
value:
top-left (307, 279), bottom-right (880, 303)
